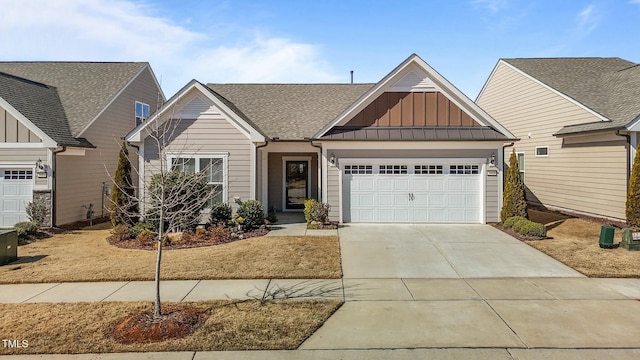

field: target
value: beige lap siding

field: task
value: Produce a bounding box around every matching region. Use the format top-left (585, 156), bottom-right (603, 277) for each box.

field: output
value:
top-left (477, 62), bottom-right (626, 220)
top-left (143, 117), bottom-right (252, 211)
top-left (55, 68), bottom-right (160, 225)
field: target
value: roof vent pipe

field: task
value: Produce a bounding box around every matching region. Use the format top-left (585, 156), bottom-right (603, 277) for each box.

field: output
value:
top-left (350, 70), bottom-right (354, 84)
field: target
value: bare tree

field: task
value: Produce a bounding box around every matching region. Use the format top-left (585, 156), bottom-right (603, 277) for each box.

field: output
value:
top-left (107, 106), bottom-right (223, 317)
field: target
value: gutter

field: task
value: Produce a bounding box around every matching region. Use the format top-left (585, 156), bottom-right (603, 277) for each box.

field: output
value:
top-left (615, 130), bottom-right (631, 191)
top-left (51, 146), bottom-right (67, 227)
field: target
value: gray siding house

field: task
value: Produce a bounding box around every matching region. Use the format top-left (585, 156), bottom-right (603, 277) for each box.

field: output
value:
top-left (0, 62), bottom-right (163, 227)
top-left (477, 57), bottom-right (640, 221)
top-left (127, 54), bottom-right (516, 224)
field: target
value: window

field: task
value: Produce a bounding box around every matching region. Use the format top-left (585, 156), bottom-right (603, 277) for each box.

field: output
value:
top-left (3, 169), bottom-right (33, 180)
top-left (135, 101), bottom-right (150, 127)
top-left (379, 165), bottom-right (408, 175)
top-left (535, 146), bottom-right (549, 157)
top-left (516, 152), bottom-right (525, 181)
top-left (170, 155), bottom-right (226, 207)
top-left (449, 165), bottom-right (479, 175)
top-left (344, 165), bottom-right (372, 175)
top-left (415, 165), bottom-right (443, 174)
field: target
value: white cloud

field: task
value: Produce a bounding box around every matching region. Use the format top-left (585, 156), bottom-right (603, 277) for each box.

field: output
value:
top-left (576, 4), bottom-right (600, 35)
top-left (470, 0), bottom-right (508, 13)
top-left (0, 0), bottom-right (340, 95)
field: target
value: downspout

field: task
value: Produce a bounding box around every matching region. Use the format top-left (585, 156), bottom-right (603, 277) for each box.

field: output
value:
top-left (51, 146), bottom-right (67, 227)
top-left (255, 140), bottom-right (269, 203)
top-left (306, 138), bottom-right (323, 201)
top-left (615, 130), bottom-right (631, 191)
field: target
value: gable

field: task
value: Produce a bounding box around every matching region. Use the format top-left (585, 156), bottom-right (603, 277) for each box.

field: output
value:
top-left (344, 91), bottom-right (480, 128)
top-left (316, 54), bottom-right (515, 139)
top-left (0, 104), bottom-right (42, 143)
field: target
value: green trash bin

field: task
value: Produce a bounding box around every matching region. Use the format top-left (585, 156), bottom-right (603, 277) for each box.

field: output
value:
top-left (599, 225), bottom-right (615, 249)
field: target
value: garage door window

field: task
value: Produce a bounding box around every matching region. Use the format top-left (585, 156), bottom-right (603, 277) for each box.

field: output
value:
top-left (344, 165), bottom-right (372, 174)
top-left (449, 165), bottom-right (479, 175)
top-left (3, 170), bottom-right (33, 180)
top-left (415, 165), bottom-right (443, 174)
top-left (379, 165), bottom-right (407, 174)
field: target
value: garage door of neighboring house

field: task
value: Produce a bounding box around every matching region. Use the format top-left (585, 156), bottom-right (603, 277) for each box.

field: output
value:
top-left (342, 162), bottom-right (482, 223)
top-left (0, 169), bottom-right (34, 228)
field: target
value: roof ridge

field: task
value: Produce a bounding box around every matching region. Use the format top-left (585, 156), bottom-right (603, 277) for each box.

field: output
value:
top-left (206, 83), bottom-right (376, 86)
top-left (0, 61), bottom-right (147, 64)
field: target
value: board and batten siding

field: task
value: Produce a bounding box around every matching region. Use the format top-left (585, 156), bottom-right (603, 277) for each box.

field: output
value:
top-left (0, 107), bottom-right (42, 143)
top-left (477, 61), bottom-right (627, 220)
top-left (143, 116), bottom-right (252, 212)
top-left (324, 147), bottom-right (499, 222)
top-left (55, 67), bottom-right (161, 225)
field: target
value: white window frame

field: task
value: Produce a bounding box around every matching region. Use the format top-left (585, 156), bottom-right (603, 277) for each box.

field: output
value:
top-left (135, 101), bottom-right (150, 127)
top-left (166, 153), bottom-right (229, 208)
top-left (516, 152), bottom-right (525, 182)
top-left (535, 146), bottom-right (549, 157)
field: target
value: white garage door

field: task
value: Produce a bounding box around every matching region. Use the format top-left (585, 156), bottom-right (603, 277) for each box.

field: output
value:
top-left (0, 169), bottom-right (34, 228)
top-left (343, 163), bottom-right (481, 223)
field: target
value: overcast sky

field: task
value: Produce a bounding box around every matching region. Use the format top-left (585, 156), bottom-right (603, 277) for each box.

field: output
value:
top-left (1, 0), bottom-right (639, 98)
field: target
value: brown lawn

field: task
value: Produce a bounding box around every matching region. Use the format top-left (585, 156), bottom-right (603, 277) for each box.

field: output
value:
top-left (526, 209), bottom-right (640, 277)
top-left (0, 300), bottom-right (342, 355)
top-left (0, 226), bottom-right (341, 283)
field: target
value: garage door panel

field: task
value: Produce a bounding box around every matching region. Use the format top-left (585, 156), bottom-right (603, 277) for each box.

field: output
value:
top-left (1, 169), bottom-right (34, 227)
top-left (343, 162), bottom-right (482, 223)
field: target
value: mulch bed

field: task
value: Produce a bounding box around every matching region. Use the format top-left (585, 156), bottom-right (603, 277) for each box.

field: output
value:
top-left (111, 305), bottom-right (210, 343)
top-left (109, 228), bottom-right (270, 251)
top-left (490, 222), bottom-right (547, 242)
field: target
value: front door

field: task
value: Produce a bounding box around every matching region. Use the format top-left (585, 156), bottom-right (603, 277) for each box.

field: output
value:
top-left (285, 160), bottom-right (309, 210)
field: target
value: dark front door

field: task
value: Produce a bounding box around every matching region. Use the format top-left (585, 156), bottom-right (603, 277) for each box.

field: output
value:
top-left (285, 160), bottom-right (308, 210)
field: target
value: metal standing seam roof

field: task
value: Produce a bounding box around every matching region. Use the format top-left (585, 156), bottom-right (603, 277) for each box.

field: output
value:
top-left (0, 72), bottom-right (91, 147)
top-left (502, 58), bottom-right (640, 135)
top-left (0, 62), bottom-right (148, 138)
top-left (206, 83), bottom-right (375, 139)
top-left (320, 126), bottom-right (509, 141)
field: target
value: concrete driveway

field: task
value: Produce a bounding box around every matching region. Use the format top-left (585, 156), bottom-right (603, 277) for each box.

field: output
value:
top-left (300, 224), bottom-right (640, 354)
top-left (339, 223), bottom-right (582, 278)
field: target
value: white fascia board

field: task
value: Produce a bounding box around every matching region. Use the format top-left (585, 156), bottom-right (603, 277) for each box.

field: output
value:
top-left (318, 140), bottom-right (507, 150)
top-left (497, 60), bottom-right (610, 123)
top-left (260, 141), bottom-right (317, 152)
top-left (625, 114), bottom-right (640, 131)
top-left (126, 81), bottom-right (265, 143)
top-left (0, 143), bottom-right (47, 149)
top-left (0, 97), bottom-right (57, 147)
top-left (314, 54), bottom-right (516, 139)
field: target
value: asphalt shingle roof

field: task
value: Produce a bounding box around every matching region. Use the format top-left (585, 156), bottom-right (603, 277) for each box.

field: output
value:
top-left (0, 72), bottom-right (90, 147)
top-left (503, 57), bottom-right (640, 135)
top-left (206, 83), bottom-right (375, 139)
top-left (0, 62), bottom-right (148, 137)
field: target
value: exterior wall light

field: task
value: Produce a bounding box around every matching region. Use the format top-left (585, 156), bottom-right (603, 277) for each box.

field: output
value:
top-left (490, 153), bottom-right (496, 166)
top-left (330, 153), bottom-right (336, 165)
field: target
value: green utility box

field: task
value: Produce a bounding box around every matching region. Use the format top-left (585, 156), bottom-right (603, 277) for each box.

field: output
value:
top-left (621, 228), bottom-right (640, 251)
top-left (0, 230), bottom-right (18, 265)
top-left (599, 225), bottom-right (615, 249)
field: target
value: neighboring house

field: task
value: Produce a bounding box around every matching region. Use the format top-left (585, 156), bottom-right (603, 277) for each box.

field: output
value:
top-left (126, 54), bottom-right (516, 224)
top-left (476, 57), bottom-right (640, 221)
top-left (0, 62), bottom-right (163, 228)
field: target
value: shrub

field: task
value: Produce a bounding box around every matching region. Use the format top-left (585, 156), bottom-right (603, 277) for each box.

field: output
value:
top-left (26, 200), bottom-right (48, 227)
top-left (14, 221), bottom-right (38, 239)
top-left (136, 229), bottom-right (156, 246)
top-left (628, 142), bottom-right (640, 227)
top-left (265, 210), bottom-right (278, 224)
top-left (501, 149), bottom-right (528, 222)
top-left (503, 216), bottom-right (527, 229)
top-left (209, 202), bottom-right (232, 227)
top-left (146, 170), bottom-right (210, 232)
top-left (110, 142), bottom-right (138, 227)
top-left (209, 224), bottom-right (234, 244)
top-left (129, 221), bottom-right (156, 239)
top-left (108, 224), bottom-right (132, 242)
top-left (304, 198), bottom-right (317, 223)
top-left (511, 218), bottom-right (529, 234)
top-left (236, 200), bottom-right (264, 230)
top-left (519, 221), bottom-right (547, 237)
